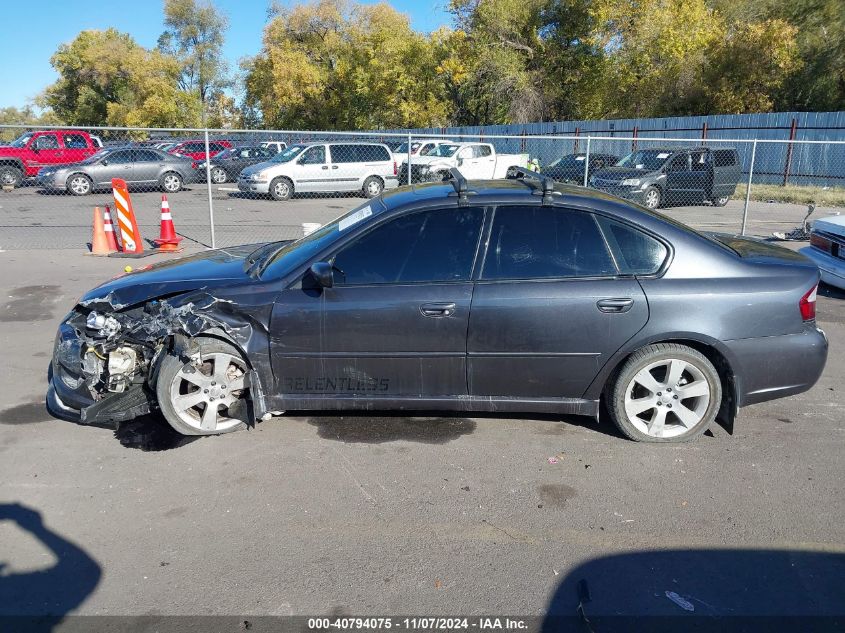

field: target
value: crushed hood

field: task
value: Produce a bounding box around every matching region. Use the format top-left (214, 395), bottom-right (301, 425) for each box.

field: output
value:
top-left (79, 244), bottom-right (266, 311)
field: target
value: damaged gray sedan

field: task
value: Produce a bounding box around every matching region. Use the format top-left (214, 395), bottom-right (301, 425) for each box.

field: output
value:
top-left (48, 172), bottom-right (828, 442)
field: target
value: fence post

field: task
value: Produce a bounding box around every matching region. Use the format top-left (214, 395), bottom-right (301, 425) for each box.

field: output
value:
top-left (407, 132), bottom-right (412, 185)
top-left (632, 126), bottom-right (638, 152)
top-left (203, 128), bottom-right (216, 249)
top-left (741, 140), bottom-right (757, 236)
top-left (782, 117), bottom-right (797, 186)
top-left (583, 136), bottom-right (592, 187)
top-left (574, 127), bottom-right (580, 153)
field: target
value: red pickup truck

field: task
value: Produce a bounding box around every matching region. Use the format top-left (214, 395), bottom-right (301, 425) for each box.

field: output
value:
top-left (0, 130), bottom-right (100, 187)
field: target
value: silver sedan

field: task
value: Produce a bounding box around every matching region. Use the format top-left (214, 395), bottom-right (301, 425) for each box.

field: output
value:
top-left (36, 147), bottom-right (200, 195)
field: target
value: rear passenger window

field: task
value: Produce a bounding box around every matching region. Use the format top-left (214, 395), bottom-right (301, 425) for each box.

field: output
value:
top-left (596, 217), bottom-right (668, 275)
top-left (358, 145), bottom-right (390, 162)
top-left (476, 145), bottom-right (492, 157)
top-left (713, 150), bottom-right (737, 167)
top-left (483, 207), bottom-right (617, 280)
top-left (64, 134), bottom-right (88, 149)
top-left (332, 207), bottom-right (484, 285)
top-left (330, 145), bottom-right (357, 163)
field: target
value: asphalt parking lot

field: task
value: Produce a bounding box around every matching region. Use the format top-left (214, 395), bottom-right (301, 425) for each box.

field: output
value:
top-left (1, 187), bottom-right (844, 624)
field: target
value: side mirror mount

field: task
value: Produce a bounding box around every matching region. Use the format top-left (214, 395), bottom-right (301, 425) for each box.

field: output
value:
top-left (101, 159), bottom-right (108, 166)
top-left (309, 261), bottom-right (334, 288)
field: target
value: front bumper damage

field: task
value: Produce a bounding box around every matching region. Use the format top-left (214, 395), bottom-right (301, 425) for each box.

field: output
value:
top-left (48, 293), bottom-right (267, 426)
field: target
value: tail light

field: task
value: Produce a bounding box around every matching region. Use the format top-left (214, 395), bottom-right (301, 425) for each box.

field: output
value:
top-left (799, 283), bottom-right (818, 321)
top-left (393, 160), bottom-right (397, 176)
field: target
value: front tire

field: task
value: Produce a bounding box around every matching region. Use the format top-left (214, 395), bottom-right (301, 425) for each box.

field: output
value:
top-left (362, 176), bottom-right (383, 198)
top-left (607, 343), bottom-right (721, 443)
top-left (0, 165), bottom-right (23, 188)
top-left (711, 195), bottom-right (730, 207)
top-left (160, 172), bottom-right (183, 193)
top-left (269, 177), bottom-right (293, 200)
top-left (156, 337), bottom-right (251, 436)
top-left (642, 186), bottom-right (661, 210)
top-left (67, 174), bottom-right (92, 196)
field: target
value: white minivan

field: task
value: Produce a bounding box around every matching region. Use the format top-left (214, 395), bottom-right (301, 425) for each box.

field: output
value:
top-left (238, 142), bottom-right (399, 200)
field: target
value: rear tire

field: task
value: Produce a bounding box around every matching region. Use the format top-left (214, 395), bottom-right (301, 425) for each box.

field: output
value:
top-left (210, 166), bottom-right (228, 184)
top-left (711, 195), bottom-right (730, 207)
top-left (607, 343), bottom-right (721, 443)
top-left (0, 165), bottom-right (23, 188)
top-left (156, 337), bottom-right (250, 436)
top-left (269, 177), bottom-right (293, 200)
top-left (362, 176), bottom-right (383, 198)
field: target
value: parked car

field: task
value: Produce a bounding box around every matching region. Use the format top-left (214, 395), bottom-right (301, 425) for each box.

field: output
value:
top-left (259, 141), bottom-right (287, 154)
top-left (800, 214), bottom-right (845, 290)
top-left (0, 130), bottom-right (100, 187)
top-left (399, 142), bottom-right (529, 183)
top-left (203, 146), bottom-right (278, 184)
top-left (590, 147), bottom-right (741, 209)
top-left (392, 139), bottom-right (456, 165)
top-left (48, 171), bottom-right (826, 443)
top-left (36, 147), bottom-right (200, 195)
top-left (542, 153), bottom-right (619, 184)
top-left (238, 142), bottom-right (399, 200)
top-left (169, 139), bottom-right (232, 161)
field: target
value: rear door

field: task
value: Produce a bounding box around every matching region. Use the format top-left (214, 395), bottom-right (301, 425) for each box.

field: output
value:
top-left (467, 205), bottom-right (650, 399)
top-left (61, 133), bottom-right (96, 162)
top-left (132, 149), bottom-right (163, 184)
top-left (711, 149), bottom-right (741, 198)
top-left (327, 144), bottom-right (361, 191)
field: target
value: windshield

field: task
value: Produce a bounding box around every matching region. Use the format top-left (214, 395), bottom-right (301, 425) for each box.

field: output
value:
top-left (617, 150), bottom-right (673, 171)
top-left (257, 200), bottom-right (384, 278)
top-left (269, 144), bottom-right (306, 163)
top-left (428, 144), bottom-right (460, 157)
top-left (546, 155), bottom-right (587, 169)
top-left (9, 133), bottom-right (33, 148)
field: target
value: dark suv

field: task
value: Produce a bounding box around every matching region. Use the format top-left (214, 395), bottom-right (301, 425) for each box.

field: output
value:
top-left (589, 147), bottom-right (742, 209)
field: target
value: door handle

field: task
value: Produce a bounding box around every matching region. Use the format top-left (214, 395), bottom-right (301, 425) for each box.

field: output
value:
top-left (322, 165), bottom-right (329, 170)
top-left (331, 165), bottom-right (339, 169)
top-left (597, 298), bottom-right (634, 313)
top-left (420, 302), bottom-right (456, 317)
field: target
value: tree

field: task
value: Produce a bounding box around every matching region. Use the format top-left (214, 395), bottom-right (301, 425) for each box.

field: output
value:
top-left (158, 0), bottom-right (231, 121)
top-left (243, 0), bottom-right (452, 129)
top-left (40, 28), bottom-right (202, 127)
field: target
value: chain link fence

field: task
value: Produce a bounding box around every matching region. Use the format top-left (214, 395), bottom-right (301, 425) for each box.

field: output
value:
top-left (0, 124), bottom-right (842, 250)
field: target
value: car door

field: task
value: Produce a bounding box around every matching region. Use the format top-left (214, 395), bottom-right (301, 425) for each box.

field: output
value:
top-left (664, 152), bottom-right (698, 204)
top-left (61, 133), bottom-right (96, 162)
top-left (473, 144), bottom-right (496, 178)
top-left (293, 145), bottom-right (329, 192)
top-left (327, 144), bottom-right (359, 191)
top-left (30, 133), bottom-right (65, 169)
top-left (269, 205), bottom-right (486, 401)
top-left (95, 149), bottom-right (134, 186)
top-left (455, 145), bottom-right (479, 177)
top-left (131, 149), bottom-right (163, 184)
top-left (467, 205), bottom-right (649, 399)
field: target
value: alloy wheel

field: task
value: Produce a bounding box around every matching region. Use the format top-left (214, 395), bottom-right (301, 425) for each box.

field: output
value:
top-left (69, 175), bottom-right (91, 195)
top-left (623, 358), bottom-right (711, 439)
top-left (168, 352), bottom-right (247, 433)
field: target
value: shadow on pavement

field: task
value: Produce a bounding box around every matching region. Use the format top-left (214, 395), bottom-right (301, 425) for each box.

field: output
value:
top-left (542, 548), bottom-right (845, 632)
top-left (0, 503), bottom-right (101, 632)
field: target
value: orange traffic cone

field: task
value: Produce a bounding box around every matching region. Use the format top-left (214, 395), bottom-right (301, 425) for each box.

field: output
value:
top-left (153, 194), bottom-right (183, 252)
top-left (103, 204), bottom-right (119, 252)
top-left (88, 206), bottom-right (116, 256)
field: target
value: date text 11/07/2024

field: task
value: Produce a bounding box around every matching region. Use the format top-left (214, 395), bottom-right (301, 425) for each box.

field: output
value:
top-left (306, 617), bottom-right (528, 630)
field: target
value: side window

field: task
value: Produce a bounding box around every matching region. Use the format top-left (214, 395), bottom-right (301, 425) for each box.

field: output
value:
top-left (34, 134), bottom-right (60, 150)
top-left (64, 134), bottom-right (88, 149)
top-left (483, 206), bottom-right (616, 280)
top-left (300, 146), bottom-right (326, 165)
top-left (713, 150), bottom-right (737, 167)
top-left (419, 143), bottom-right (435, 156)
top-left (668, 154), bottom-right (688, 172)
top-left (358, 145), bottom-right (390, 162)
top-left (457, 146), bottom-right (473, 160)
top-left (691, 151), bottom-right (708, 171)
top-left (476, 145), bottom-right (492, 157)
top-left (135, 150), bottom-right (160, 162)
top-left (596, 216), bottom-right (668, 275)
top-left (106, 150), bottom-right (132, 164)
top-left (332, 207), bottom-right (484, 285)
top-left (209, 143), bottom-right (226, 152)
top-left (329, 145), bottom-right (355, 163)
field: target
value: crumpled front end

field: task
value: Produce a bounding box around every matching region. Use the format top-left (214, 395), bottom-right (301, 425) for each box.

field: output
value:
top-left (47, 293), bottom-right (269, 426)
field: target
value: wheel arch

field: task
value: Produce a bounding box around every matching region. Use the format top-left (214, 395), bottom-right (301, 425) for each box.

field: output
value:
top-left (592, 335), bottom-right (739, 432)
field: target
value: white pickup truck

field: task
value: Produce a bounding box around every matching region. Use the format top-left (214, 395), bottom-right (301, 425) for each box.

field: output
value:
top-left (399, 142), bottom-right (529, 183)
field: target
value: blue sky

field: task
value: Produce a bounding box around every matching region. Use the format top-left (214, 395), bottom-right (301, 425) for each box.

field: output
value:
top-left (0, 0), bottom-right (452, 109)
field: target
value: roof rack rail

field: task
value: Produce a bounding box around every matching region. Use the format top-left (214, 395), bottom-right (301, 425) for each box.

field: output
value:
top-left (507, 167), bottom-right (556, 205)
top-left (447, 167), bottom-right (470, 204)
